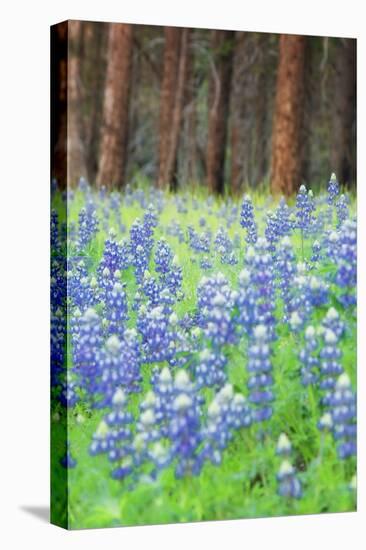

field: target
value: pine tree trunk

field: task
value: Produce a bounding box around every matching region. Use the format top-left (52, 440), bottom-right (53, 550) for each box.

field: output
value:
top-left (164, 28), bottom-right (190, 189)
top-left (207, 30), bottom-right (235, 194)
top-left (270, 34), bottom-right (306, 196)
top-left (157, 27), bottom-right (182, 188)
top-left (230, 32), bottom-right (246, 195)
top-left (97, 23), bottom-right (133, 189)
top-left (51, 22), bottom-right (68, 189)
top-left (331, 39), bottom-right (356, 187)
top-left (68, 20), bottom-right (88, 186)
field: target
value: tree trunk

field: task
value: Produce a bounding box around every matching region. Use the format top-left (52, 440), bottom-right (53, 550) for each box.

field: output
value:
top-left (270, 34), bottom-right (306, 196)
top-left (157, 27), bottom-right (182, 188)
top-left (230, 32), bottom-right (246, 195)
top-left (206, 30), bottom-right (235, 194)
top-left (80, 22), bottom-right (108, 183)
top-left (68, 20), bottom-right (88, 186)
top-left (331, 38), bottom-right (356, 188)
top-left (164, 28), bottom-right (190, 189)
top-left (97, 23), bottom-right (134, 189)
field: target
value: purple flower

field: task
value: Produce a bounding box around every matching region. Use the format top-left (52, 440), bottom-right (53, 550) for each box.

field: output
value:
top-left (247, 324), bottom-right (274, 422)
top-left (240, 195), bottom-right (257, 244)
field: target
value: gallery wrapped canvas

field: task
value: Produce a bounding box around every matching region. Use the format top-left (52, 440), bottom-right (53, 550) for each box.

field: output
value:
top-left (50, 20), bottom-right (357, 529)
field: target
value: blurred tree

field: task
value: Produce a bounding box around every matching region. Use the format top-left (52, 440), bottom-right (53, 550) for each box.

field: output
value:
top-left (97, 23), bottom-right (134, 189)
top-left (165, 28), bottom-right (190, 189)
top-left (331, 38), bottom-right (356, 187)
top-left (206, 30), bottom-right (235, 194)
top-left (157, 27), bottom-right (182, 188)
top-left (80, 22), bottom-right (108, 183)
top-left (51, 21), bottom-right (68, 188)
top-left (270, 34), bottom-right (306, 196)
top-left (68, 20), bottom-right (88, 186)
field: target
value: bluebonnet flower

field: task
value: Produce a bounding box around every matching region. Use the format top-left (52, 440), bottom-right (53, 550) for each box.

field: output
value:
top-left (275, 236), bottom-right (296, 321)
top-left (60, 443), bottom-right (77, 469)
top-left (77, 207), bottom-right (99, 251)
top-left (265, 212), bottom-right (281, 253)
top-left (51, 209), bottom-right (60, 252)
top-left (296, 185), bottom-right (315, 252)
top-left (72, 308), bottom-right (103, 401)
top-left (322, 307), bottom-right (345, 339)
top-left (51, 307), bottom-right (66, 388)
top-left (141, 271), bottom-right (162, 306)
top-left (327, 373), bottom-right (356, 459)
top-left (167, 370), bottom-right (203, 478)
top-left (59, 371), bottom-right (79, 408)
top-left (214, 227), bottom-right (238, 264)
top-left (276, 433), bottom-right (292, 456)
top-left (277, 459), bottom-right (302, 499)
top-left (336, 194), bottom-right (349, 228)
top-left (197, 273), bottom-right (237, 347)
top-left (289, 264), bottom-right (328, 323)
top-left (154, 239), bottom-right (173, 279)
top-left (199, 385), bottom-right (252, 466)
top-left (89, 388), bottom-right (134, 479)
top-left (200, 256), bottom-right (213, 270)
top-left (97, 266), bottom-right (121, 305)
top-left (235, 268), bottom-right (256, 336)
top-left (245, 239), bottom-right (276, 337)
top-left (192, 348), bottom-right (227, 388)
top-left (137, 305), bottom-right (177, 363)
top-left (105, 282), bottom-right (129, 337)
top-left (299, 326), bottom-right (319, 386)
top-left (165, 255), bottom-right (183, 297)
top-left (327, 172), bottom-right (339, 206)
top-left (275, 198), bottom-right (292, 238)
top-left (240, 195), bottom-right (257, 244)
top-left (98, 229), bottom-right (130, 277)
top-left (247, 325), bottom-right (274, 422)
top-left (334, 219), bottom-right (357, 307)
top-left (319, 328), bottom-right (344, 394)
top-left (310, 240), bottom-right (321, 264)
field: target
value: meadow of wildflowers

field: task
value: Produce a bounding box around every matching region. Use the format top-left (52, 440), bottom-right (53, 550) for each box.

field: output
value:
top-left (51, 173), bottom-right (356, 529)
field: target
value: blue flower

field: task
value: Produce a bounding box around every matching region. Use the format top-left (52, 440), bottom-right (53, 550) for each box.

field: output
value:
top-left (247, 324), bottom-right (274, 422)
top-left (299, 326), bottom-right (319, 386)
top-left (240, 195), bottom-right (257, 244)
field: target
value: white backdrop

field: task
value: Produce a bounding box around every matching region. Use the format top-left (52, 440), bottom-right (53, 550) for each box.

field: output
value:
top-left (0, 1), bottom-right (364, 548)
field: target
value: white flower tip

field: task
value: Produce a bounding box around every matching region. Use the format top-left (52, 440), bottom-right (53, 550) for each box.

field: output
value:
top-left (173, 393), bottom-right (192, 411)
top-left (159, 367), bottom-right (172, 384)
top-left (277, 433), bottom-right (291, 452)
top-left (336, 373), bottom-right (351, 390)
top-left (254, 324), bottom-right (267, 340)
top-left (106, 335), bottom-right (121, 354)
top-left (112, 387), bottom-right (126, 406)
top-left (141, 409), bottom-right (155, 426)
top-left (174, 369), bottom-right (191, 390)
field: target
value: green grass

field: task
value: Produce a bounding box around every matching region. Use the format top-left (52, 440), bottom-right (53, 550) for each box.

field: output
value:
top-left (51, 186), bottom-right (356, 529)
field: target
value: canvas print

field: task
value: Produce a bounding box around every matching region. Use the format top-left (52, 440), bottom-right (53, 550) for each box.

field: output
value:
top-left (50, 20), bottom-right (357, 529)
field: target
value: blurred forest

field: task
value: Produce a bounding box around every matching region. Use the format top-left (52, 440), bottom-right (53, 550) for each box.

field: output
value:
top-left (51, 21), bottom-right (356, 196)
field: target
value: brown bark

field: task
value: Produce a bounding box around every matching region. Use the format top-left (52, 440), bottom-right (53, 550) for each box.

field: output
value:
top-left (68, 20), bottom-right (88, 186)
top-left (270, 34), bottom-right (306, 196)
top-left (230, 32), bottom-right (246, 194)
top-left (206, 30), bottom-right (235, 194)
top-left (80, 22), bottom-right (108, 183)
top-left (51, 22), bottom-right (68, 189)
top-left (97, 23), bottom-right (134, 189)
top-left (184, 31), bottom-right (198, 183)
top-left (157, 27), bottom-right (182, 188)
top-left (331, 38), bottom-right (356, 187)
top-left (164, 29), bottom-right (190, 188)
